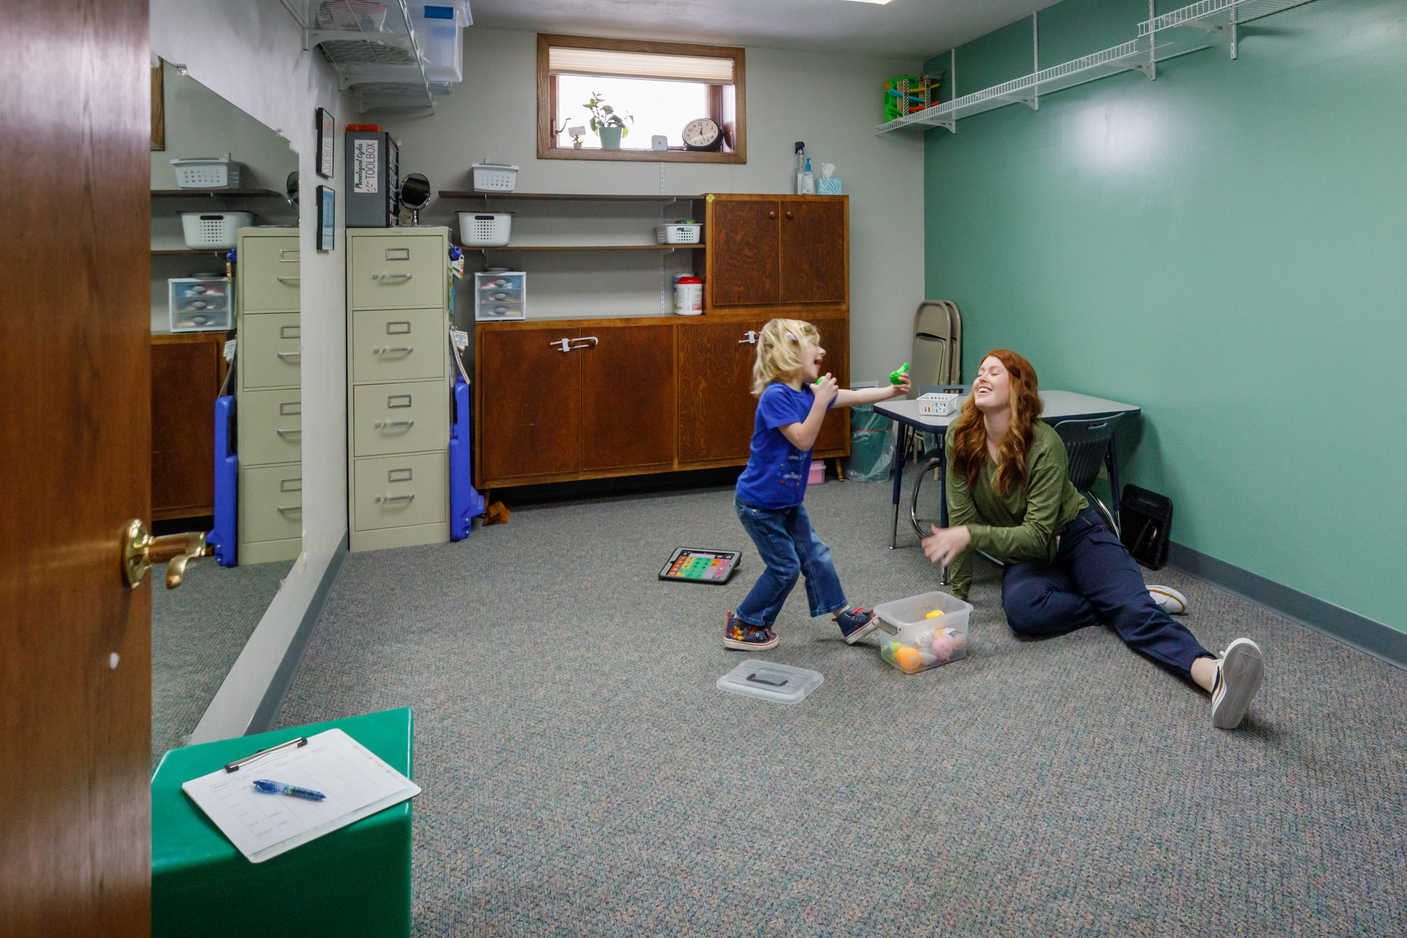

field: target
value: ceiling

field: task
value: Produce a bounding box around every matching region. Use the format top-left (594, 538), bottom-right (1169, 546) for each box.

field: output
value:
top-left (466, 0), bottom-right (1061, 61)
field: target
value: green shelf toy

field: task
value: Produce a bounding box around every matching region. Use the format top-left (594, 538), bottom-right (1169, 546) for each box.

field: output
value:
top-left (889, 363), bottom-right (910, 385)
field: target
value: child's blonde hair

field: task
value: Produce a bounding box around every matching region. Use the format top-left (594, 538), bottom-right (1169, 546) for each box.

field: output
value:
top-left (751, 318), bottom-right (820, 397)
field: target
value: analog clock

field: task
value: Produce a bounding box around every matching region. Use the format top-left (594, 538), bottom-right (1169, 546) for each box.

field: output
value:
top-left (682, 117), bottom-right (723, 152)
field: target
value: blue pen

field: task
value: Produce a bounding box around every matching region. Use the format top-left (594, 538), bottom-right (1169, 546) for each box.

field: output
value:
top-left (252, 779), bottom-right (326, 801)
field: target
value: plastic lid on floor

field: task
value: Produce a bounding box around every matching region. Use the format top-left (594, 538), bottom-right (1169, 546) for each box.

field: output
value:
top-left (716, 660), bottom-right (823, 705)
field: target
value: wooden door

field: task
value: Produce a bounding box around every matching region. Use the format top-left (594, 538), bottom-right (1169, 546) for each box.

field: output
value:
top-left (152, 333), bottom-right (231, 520)
top-left (0, 0), bottom-right (152, 933)
top-left (708, 197), bottom-right (780, 307)
top-left (581, 324), bottom-right (676, 471)
top-left (478, 326), bottom-right (581, 484)
top-left (678, 321), bottom-right (768, 463)
top-left (779, 197), bottom-right (847, 305)
top-left (812, 318), bottom-right (851, 455)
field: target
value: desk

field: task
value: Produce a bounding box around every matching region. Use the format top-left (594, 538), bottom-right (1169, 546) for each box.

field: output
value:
top-left (874, 391), bottom-right (1141, 551)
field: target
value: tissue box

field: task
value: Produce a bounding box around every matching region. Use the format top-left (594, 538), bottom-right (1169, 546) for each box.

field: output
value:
top-left (817, 179), bottom-right (842, 195)
top-left (918, 392), bottom-right (960, 416)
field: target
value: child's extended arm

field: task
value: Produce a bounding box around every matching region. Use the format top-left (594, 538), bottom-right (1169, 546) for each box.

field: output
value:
top-left (833, 371), bottom-right (911, 408)
top-left (778, 375), bottom-right (838, 451)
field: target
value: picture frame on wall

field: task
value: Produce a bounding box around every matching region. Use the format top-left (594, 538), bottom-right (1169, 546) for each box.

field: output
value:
top-left (316, 107), bottom-right (334, 179)
top-left (318, 185), bottom-right (335, 251)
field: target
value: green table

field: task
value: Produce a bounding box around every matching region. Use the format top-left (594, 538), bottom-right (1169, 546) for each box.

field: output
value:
top-left (151, 708), bottom-right (414, 938)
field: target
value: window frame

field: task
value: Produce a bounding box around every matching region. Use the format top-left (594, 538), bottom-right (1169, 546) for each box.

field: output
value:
top-left (536, 34), bottom-right (746, 164)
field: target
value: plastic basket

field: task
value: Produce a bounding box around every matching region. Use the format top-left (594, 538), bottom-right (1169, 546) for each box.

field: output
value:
top-left (471, 163), bottom-right (518, 192)
top-left (657, 224), bottom-right (702, 244)
top-left (179, 212), bottom-right (253, 250)
top-left (874, 591), bottom-right (973, 674)
top-left (315, 0), bottom-right (388, 31)
top-left (170, 157), bottom-right (242, 190)
top-left (458, 213), bottom-right (512, 247)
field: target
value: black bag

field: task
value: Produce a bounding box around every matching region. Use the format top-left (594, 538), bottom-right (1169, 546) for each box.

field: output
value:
top-left (1119, 484), bottom-right (1172, 570)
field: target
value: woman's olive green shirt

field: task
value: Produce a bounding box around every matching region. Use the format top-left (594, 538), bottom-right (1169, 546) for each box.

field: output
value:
top-left (943, 420), bottom-right (1087, 600)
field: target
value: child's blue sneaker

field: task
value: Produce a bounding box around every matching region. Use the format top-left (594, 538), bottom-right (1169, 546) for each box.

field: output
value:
top-left (724, 611), bottom-right (778, 651)
top-left (833, 606), bottom-right (879, 644)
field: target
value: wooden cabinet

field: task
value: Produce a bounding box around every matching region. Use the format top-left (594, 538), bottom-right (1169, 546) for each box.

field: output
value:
top-left (581, 323), bottom-right (675, 472)
top-left (479, 325), bottom-right (582, 482)
top-left (704, 194), bottom-right (848, 309)
top-left (150, 331), bottom-right (231, 521)
top-left (677, 319), bottom-right (768, 463)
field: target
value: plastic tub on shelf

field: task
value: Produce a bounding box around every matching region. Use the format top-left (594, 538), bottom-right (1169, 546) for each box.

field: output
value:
top-left (458, 213), bottom-right (512, 247)
top-left (180, 212), bottom-right (253, 250)
top-left (657, 224), bottom-right (703, 244)
top-left (170, 156), bottom-right (243, 190)
top-left (874, 590), bottom-right (972, 674)
top-left (471, 162), bottom-right (518, 193)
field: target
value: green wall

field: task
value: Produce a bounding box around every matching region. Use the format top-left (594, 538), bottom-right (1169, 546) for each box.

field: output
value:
top-left (924, 0), bottom-right (1407, 630)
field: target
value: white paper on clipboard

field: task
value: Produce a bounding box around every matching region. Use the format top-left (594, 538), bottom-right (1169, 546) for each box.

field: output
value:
top-left (181, 728), bottom-right (420, 863)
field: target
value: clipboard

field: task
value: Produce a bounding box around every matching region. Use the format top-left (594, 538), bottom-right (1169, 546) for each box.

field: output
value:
top-left (181, 728), bottom-right (421, 863)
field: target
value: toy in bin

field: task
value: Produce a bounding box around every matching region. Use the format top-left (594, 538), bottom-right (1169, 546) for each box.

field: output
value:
top-left (874, 590), bottom-right (972, 673)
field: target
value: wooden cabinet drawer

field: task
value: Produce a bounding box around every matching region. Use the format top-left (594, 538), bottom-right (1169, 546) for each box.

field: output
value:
top-left (351, 307), bottom-right (445, 383)
top-left (238, 388), bottom-right (301, 467)
top-left (350, 235), bottom-right (444, 310)
top-left (353, 452), bottom-right (447, 532)
top-left (241, 313), bottom-right (301, 389)
top-left (239, 236), bottom-right (300, 312)
top-left (352, 380), bottom-right (448, 458)
top-left (240, 464), bottom-right (302, 542)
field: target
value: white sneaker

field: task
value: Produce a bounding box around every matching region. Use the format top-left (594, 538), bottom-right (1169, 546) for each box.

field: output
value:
top-left (1148, 585), bottom-right (1187, 615)
top-left (1210, 638), bottom-right (1264, 729)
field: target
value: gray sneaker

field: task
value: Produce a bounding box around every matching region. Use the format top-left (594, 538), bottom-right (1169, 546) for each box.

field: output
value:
top-left (1211, 638), bottom-right (1264, 729)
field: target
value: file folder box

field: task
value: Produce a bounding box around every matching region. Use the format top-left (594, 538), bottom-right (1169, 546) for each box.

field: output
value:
top-left (151, 708), bottom-right (414, 938)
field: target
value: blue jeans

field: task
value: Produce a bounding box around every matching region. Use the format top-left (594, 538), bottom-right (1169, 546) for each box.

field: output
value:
top-left (733, 497), bottom-right (848, 627)
top-left (1001, 508), bottom-right (1214, 681)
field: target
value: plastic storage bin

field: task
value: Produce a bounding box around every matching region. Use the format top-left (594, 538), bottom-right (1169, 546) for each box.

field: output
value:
top-left (169, 278), bottom-right (232, 332)
top-left (470, 162), bottom-right (518, 193)
top-left (170, 156), bottom-right (243, 190)
top-left (180, 212), bottom-right (253, 250)
top-left (918, 391), bottom-right (961, 416)
top-left (459, 212), bottom-right (512, 247)
top-left (874, 590), bottom-right (973, 674)
top-left (474, 271), bottom-right (526, 321)
top-left (657, 224), bottom-right (702, 244)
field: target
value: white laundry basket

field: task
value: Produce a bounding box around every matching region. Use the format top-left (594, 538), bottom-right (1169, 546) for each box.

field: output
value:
top-left (170, 156), bottom-right (243, 190)
top-left (458, 213), bottom-right (512, 247)
top-left (180, 212), bottom-right (253, 250)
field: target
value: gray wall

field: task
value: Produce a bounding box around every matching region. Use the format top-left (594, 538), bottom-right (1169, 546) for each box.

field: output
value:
top-left (379, 27), bottom-right (928, 386)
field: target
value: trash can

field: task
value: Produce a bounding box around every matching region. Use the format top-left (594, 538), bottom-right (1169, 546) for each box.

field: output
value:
top-left (847, 404), bottom-right (895, 482)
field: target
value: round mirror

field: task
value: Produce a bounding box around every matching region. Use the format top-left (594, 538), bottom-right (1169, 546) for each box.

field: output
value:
top-left (399, 172), bottom-right (431, 225)
top-left (286, 170), bottom-right (299, 210)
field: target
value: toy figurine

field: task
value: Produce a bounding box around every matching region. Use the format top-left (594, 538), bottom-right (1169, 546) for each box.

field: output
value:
top-left (930, 633), bottom-right (955, 662)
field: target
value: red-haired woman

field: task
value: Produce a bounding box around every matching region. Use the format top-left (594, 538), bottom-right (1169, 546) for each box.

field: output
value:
top-left (920, 350), bottom-right (1265, 729)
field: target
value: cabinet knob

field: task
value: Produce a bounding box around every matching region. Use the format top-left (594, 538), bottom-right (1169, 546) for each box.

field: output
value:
top-left (768, 211), bottom-right (776, 219)
top-left (785, 211), bottom-right (794, 219)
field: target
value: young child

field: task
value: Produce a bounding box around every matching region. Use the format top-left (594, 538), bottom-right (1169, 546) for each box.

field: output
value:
top-left (726, 318), bottom-right (912, 651)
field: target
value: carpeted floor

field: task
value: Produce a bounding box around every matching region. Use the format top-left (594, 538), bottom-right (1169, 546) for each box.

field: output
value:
top-left (275, 468), bottom-right (1407, 936)
top-left (152, 558), bottom-right (288, 770)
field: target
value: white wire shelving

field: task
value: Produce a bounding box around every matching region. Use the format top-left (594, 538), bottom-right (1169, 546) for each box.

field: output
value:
top-left (877, 0), bottom-right (1319, 135)
top-left (289, 0), bottom-right (437, 112)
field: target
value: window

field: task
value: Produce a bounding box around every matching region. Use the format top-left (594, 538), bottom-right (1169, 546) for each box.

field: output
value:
top-left (537, 34), bottom-right (746, 164)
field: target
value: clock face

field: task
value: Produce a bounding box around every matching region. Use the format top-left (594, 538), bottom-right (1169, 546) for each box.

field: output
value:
top-left (683, 118), bottom-right (720, 148)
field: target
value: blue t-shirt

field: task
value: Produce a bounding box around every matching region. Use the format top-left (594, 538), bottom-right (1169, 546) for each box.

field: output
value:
top-left (735, 382), bottom-right (829, 509)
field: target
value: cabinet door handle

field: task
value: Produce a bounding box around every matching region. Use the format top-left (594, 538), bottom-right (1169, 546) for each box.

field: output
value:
top-left (569, 336), bottom-right (598, 350)
top-left (374, 346), bottom-right (414, 356)
top-left (374, 420), bottom-right (416, 430)
top-left (738, 330), bottom-right (757, 344)
top-left (768, 211), bottom-right (776, 219)
top-left (276, 275), bottom-right (300, 283)
top-left (275, 428), bottom-right (301, 438)
top-left (277, 351), bottom-right (301, 361)
top-left (373, 273), bottom-right (413, 282)
top-left (377, 493), bottom-right (416, 504)
top-left (785, 211), bottom-right (793, 219)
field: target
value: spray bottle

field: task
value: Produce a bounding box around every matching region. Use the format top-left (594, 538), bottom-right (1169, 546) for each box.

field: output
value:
top-left (794, 141), bottom-right (807, 195)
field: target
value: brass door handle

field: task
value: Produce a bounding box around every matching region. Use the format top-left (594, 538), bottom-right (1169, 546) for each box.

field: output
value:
top-left (121, 520), bottom-right (213, 590)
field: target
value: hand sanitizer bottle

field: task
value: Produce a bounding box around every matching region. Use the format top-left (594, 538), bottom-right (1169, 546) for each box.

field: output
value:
top-left (801, 157), bottom-right (815, 195)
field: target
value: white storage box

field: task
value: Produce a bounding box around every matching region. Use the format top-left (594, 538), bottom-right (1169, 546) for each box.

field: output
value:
top-left (657, 224), bottom-right (703, 245)
top-left (716, 660), bottom-right (823, 705)
top-left (459, 212), bottom-right (512, 247)
top-left (474, 271), bottom-right (526, 321)
top-left (170, 156), bottom-right (243, 190)
top-left (471, 162), bottom-right (518, 193)
top-left (180, 212), bottom-right (253, 250)
top-left (875, 590), bottom-right (973, 674)
top-left (918, 391), bottom-right (961, 416)
top-left (169, 278), bottom-right (233, 332)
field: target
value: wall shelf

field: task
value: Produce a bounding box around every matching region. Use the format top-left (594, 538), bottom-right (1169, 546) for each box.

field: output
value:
top-left (438, 192), bottom-right (704, 202)
top-left (295, 0), bottom-right (435, 111)
top-left (151, 189), bottom-right (283, 199)
top-left (877, 0), bottom-right (1318, 135)
top-left (454, 242), bottom-right (703, 253)
top-left (152, 249), bottom-right (230, 256)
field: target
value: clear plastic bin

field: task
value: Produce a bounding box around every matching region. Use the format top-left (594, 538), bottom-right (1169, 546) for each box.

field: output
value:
top-left (874, 590), bottom-right (972, 674)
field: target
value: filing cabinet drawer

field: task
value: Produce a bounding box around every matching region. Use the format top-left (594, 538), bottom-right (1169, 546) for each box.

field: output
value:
top-left (353, 452), bottom-right (447, 531)
top-left (238, 388), bottom-right (302, 466)
top-left (239, 236), bottom-right (300, 312)
top-left (350, 235), bottom-right (445, 310)
top-left (352, 380), bottom-right (448, 458)
top-left (241, 313), bottom-right (301, 389)
top-left (351, 307), bottom-right (445, 383)
top-left (240, 463), bottom-right (303, 542)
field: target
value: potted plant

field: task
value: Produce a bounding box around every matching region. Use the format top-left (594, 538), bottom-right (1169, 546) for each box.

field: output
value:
top-left (585, 93), bottom-right (633, 150)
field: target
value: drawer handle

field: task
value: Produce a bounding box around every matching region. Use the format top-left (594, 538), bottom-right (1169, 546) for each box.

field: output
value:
top-left (738, 330), bottom-right (758, 344)
top-left (377, 493), bottom-right (416, 504)
top-left (374, 420), bottom-right (416, 430)
top-left (277, 505), bottom-right (302, 515)
top-left (374, 346), bottom-right (414, 356)
top-left (275, 428), bottom-right (301, 438)
top-left (279, 249), bottom-right (299, 262)
top-left (373, 273), bottom-right (413, 282)
top-left (277, 275), bottom-right (300, 283)
top-left (277, 352), bottom-right (301, 361)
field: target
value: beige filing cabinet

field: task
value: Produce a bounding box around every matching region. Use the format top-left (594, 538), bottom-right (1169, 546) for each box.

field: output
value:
top-left (346, 228), bottom-right (452, 552)
top-left (236, 228), bottom-right (302, 564)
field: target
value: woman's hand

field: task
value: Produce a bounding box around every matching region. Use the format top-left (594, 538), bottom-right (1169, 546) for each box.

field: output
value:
top-left (922, 524), bottom-right (971, 566)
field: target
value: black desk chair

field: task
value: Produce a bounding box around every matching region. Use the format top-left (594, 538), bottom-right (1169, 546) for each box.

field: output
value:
top-left (1050, 415), bottom-right (1122, 536)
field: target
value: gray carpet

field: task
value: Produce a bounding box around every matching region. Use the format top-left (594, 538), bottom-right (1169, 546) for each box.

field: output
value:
top-left (276, 468), bottom-right (1407, 936)
top-left (152, 558), bottom-right (287, 769)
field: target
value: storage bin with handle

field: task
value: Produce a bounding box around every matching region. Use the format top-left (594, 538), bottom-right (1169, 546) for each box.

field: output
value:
top-left (874, 590), bottom-right (973, 673)
top-left (170, 155), bottom-right (243, 190)
top-left (180, 212), bottom-right (253, 250)
top-left (657, 224), bottom-right (702, 245)
top-left (458, 213), bottom-right (512, 247)
top-left (470, 162), bottom-right (518, 192)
